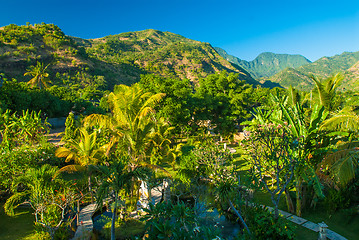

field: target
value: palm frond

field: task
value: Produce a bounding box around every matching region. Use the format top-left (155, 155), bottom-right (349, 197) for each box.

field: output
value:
top-left (57, 164), bottom-right (87, 175)
top-left (321, 113), bottom-right (359, 132)
top-left (320, 149), bottom-right (359, 186)
top-left (4, 191), bottom-right (30, 216)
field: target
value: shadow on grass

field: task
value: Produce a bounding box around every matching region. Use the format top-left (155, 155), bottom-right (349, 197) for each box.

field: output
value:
top-left (0, 202), bottom-right (37, 240)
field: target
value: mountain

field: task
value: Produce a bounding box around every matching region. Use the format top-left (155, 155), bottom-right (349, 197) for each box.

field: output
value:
top-left (0, 24), bottom-right (257, 91)
top-left (79, 29), bottom-right (256, 85)
top-left (214, 47), bottom-right (311, 79)
top-left (342, 60), bottom-right (359, 91)
top-left (0, 23), bottom-right (128, 89)
top-left (266, 51), bottom-right (359, 91)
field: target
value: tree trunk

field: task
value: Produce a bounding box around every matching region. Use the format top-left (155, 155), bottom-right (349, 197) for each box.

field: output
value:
top-left (228, 199), bottom-right (251, 236)
top-left (111, 193), bottom-right (118, 240)
top-left (302, 184), bottom-right (307, 211)
top-left (285, 188), bottom-right (295, 214)
top-left (271, 194), bottom-right (279, 220)
top-left (163, 179), bottom-right (171, 202)
top-left (147, 183), bottom-right (152, 206)
top-left (88, 174), bottom-right (94, 203)
top-left (296, 180), bottom-right (303, 217)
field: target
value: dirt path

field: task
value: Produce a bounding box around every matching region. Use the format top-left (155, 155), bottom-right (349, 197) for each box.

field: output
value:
top-left (46, 127), bottom-right (65, 146)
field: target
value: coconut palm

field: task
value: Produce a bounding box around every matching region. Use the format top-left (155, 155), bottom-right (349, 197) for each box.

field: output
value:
top-left (24, 62), bottom-right (51, 89)
top-left (84, 84), bottom-right (178, 204)
top-left (84, 83), bottom-right (165, 169)
top-left (318, 141), bottom-right (359, 187)
top-left (55, 127), bottom-right (107, 202)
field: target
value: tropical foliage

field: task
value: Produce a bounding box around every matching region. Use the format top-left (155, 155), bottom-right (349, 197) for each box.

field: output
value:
top-left (2, 22), bottom-right (359, 240)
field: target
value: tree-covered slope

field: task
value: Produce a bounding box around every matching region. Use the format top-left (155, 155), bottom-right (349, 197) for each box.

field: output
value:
top-left (267, 51), bottom-right (359, 91)
top-left (340, 60), bottom-right (359, 91)
top-left (0, 23), bottom-right (140, 90)
top-left (214, 47), bottom-right (311, 79)
top-left (80, 29), bottom-right (256, 84)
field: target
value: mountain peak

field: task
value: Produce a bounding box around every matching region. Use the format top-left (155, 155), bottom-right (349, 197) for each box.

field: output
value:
top-left (215, 48), bottom-right (311, 79)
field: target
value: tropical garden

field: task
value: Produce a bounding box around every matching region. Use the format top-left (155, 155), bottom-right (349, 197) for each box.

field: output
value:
top-left (1, 59), bottom-right (359, 240)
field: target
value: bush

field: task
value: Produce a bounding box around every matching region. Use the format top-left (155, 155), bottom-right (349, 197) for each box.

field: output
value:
top-left (0, 143), bottom-right (61, 193)
top-left (241, 205), bottom-right (296, 240)
top-left (323, 187), bottom-right (352, 213)
top-left (64, 112), bottom-right (78, 140)
top-left (101, 218), bottom-right (145, 240)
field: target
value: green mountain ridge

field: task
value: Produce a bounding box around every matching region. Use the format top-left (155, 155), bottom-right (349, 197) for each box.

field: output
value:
top-left (1, 23), bottom-right (357, 94)
top-left (214, 47), bottom-right (311, 79)
top-left (81, 29), bottom-right (256, 85)
top-left (266, 51), bottom-right (359, 91)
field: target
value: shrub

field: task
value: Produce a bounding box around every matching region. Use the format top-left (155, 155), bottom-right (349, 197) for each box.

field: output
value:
top-left (242, 205), bottom-right (296, 240)
top-left (101, 218), bottom-right (145, 240)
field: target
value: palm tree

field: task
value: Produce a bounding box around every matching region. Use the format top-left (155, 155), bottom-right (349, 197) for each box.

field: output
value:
top-left (4, 164), bottom-right (74, 239)
top-left (318, 141), bottom-right (359, 187)
top-left (84, 84), bottom-right (178, 204)
top-left (55, 127), bottom-right (107, 202)
top-left (4, 164), bottom-right (58, 217)
top-left (84, 83), bottom-right (165, 168)
top-left (24, 62), bottom-right (51, 89)
top-left (96, 160), bottom-right (147, 240)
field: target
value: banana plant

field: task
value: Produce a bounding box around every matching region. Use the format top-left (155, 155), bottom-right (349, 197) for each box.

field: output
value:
top-left (274, 101), bottom-right (328, 216)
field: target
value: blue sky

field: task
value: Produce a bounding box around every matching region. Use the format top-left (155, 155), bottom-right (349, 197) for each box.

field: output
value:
top-left (1, 0), bottom-right (359, 61)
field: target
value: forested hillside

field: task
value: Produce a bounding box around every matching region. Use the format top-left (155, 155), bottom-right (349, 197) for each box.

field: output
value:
top-left (78, 29), bottom-right (256, 84)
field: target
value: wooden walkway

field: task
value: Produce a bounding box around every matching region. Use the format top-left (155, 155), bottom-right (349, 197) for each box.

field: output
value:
top-left (265, 206), bottom-right (347, 240)
top-left (72, 203), bottom-right (97, 240)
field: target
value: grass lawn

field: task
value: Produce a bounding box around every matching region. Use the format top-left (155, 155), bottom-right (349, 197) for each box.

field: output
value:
top-left (0, 202), bottom-right (47, 240)
top-left (302, 207), bottom-right (359, 240)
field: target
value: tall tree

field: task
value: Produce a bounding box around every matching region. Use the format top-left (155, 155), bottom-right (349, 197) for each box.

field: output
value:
top-left (24, 62), bottom-right (51, 89)
top-left (139, 74), bottom-right (193, 134)
top-left (84, 84), bottom-right (174, 201)
top-left (244, 123), bottom-right (297, 219)
top-left (84, 83), bottom-right (166, 169)
top-left (195, 71), bottom-right (253, 139)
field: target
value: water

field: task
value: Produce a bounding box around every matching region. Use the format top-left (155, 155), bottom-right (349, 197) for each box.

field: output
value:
top-left (93, 208), bottom-right (112, 231)
top-left (196, 202), bottom-right (241, 239)
top-left (92, 202), bottom-right (241, 239)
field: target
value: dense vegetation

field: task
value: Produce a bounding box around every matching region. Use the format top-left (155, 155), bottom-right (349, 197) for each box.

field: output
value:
top-left (1, 22), bottom-right (359, 240)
